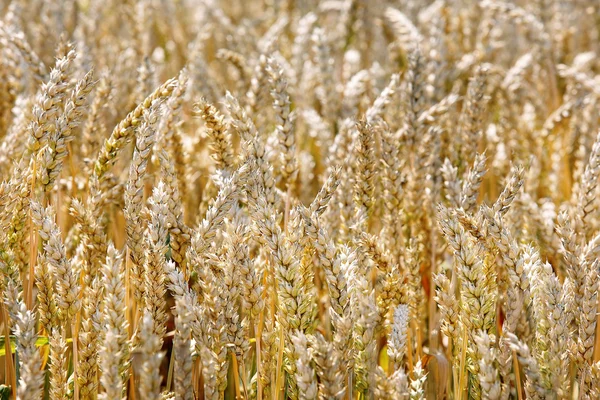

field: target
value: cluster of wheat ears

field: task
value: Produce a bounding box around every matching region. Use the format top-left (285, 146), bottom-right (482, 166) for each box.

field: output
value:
top-left (0, 0), bottom-right (599, 399)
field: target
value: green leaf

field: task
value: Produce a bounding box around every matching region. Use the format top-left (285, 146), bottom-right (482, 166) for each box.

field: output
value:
top-left (0, 385), bottom-right (11, 400)
top-left (0, 336), bottom-right (72, 357)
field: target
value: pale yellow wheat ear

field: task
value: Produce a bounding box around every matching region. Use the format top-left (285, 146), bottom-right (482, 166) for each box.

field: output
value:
top-left (1, 1), bottom-right (599, 399)
top-left (195, 98), bottom-right (235, 171)
top-left (138, 312), bottom-right (165, 400)
top-left (124, 106), bottom-right (158, 306)
top-left (39, 68), bottom-right (96, 194)
top-left (49, 328), bottom-right (69, 400)
top-left (173, 297), bottom-right (194, 400)
top-left (143, 180), bottom-right (170, 341)
top-left (13, 300), bottom-right (43, 400)
top-left (388, 304), bottom-right (409, 372)
top-left (266, 56), bottom-right (298, 188)
top-left (93, 76), bottom-right (178, 182)
top-left (99, 243), bottom-right (130, 397)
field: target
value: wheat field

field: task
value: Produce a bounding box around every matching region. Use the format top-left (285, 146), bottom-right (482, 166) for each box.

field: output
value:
top-left (0, 0), bottom-right (599, 399)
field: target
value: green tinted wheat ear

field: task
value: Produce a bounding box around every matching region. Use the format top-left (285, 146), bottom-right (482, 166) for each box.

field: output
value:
top-left (249, 189), bottom-right (314, 332)
top-left (525, 250), bottom-right (571, 393)
top-left (438, 205), bottom-right (496, 397)
top-left (439, 205), bottom-right (497, 333)
top-left (476, 205), bottom-right (529, 326)
top-left (258, 329), bottom-right (278, 400)
top-left (360, 232), bottom-right (403, 324)
top-left (248, 189), bottom-right (315, 399)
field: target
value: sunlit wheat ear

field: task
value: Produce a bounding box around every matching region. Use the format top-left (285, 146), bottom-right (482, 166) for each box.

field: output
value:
top-left (26, 49), bottom-right (76, 156)
top-left (195, 98), bottom-right (235, 171)
top-left (15, 302), bottom-right (43, 400)
top-left (39, 68), bottom-right (96, 193)
top-left (100, 243), bottom-right (130, 393)
top-left (266, 56), bottom-right (298, 187)
top-left (93, 76), bottom-right (178, 182)
top-left (30, 200), bottom-right (80, 324)
top-left (138, 312), bottom-right (165, 400)
top-left (125, 106), bottom-right (159, 306)
top-left (173, 297), bottom-right (194, 400)
top-left (49, 328), bottom-right (69, 400)
top-left (388, 304), bottom-right (409, 371)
